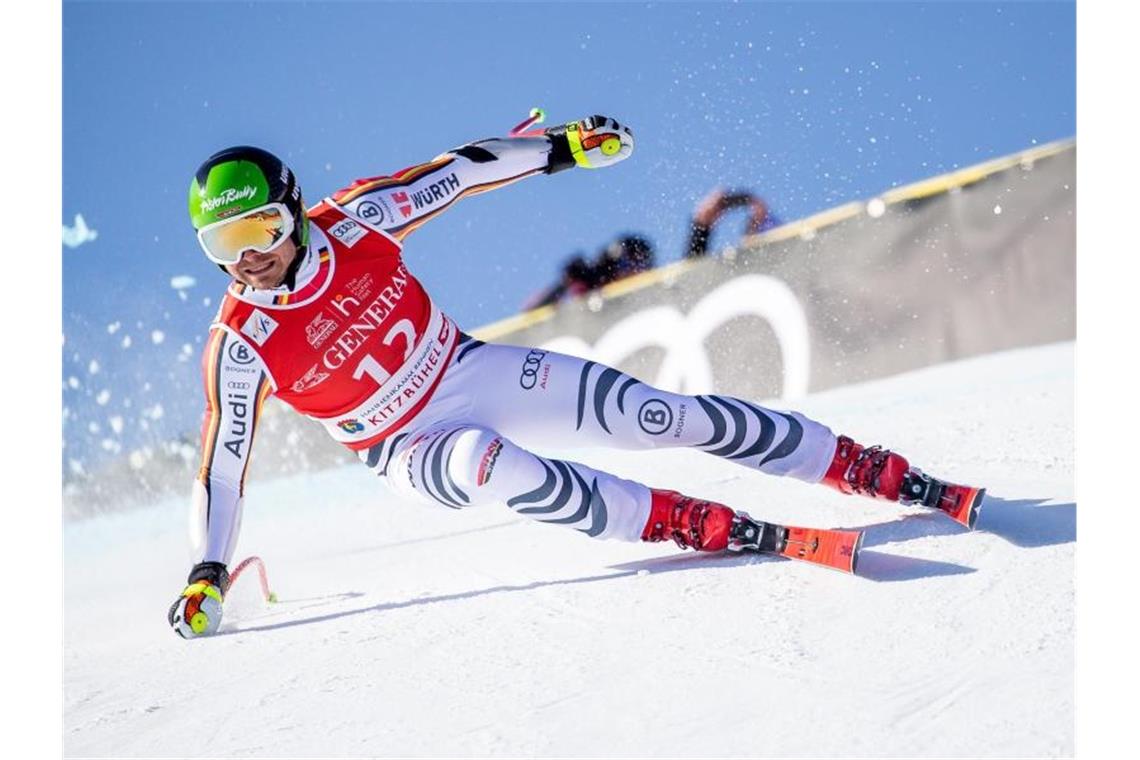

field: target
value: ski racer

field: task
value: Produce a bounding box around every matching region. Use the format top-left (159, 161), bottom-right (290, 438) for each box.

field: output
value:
top-left (169, 114), bottom-right (985, 638)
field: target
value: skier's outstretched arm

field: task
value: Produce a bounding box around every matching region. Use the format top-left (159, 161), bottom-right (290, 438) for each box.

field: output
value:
top-left (168, 328), bottom-right (273, 638)
top-left (330, 115), bottom-right (634, 241)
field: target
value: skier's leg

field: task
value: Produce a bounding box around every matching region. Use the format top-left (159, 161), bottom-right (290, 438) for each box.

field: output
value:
top-left (449, 338), bottom-right (835, 482)
top-left (368, 422), bottom-right (649, 542)
top-left (447, 337), bottom-right (984, 527)
top-left (362, 421), bottom-right (768, 551)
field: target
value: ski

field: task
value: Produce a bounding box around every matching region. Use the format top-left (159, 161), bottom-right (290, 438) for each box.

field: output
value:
top-left (901, 472), bottom-right (986, 529)
top-left (728, 513), bottom-right (863, 574)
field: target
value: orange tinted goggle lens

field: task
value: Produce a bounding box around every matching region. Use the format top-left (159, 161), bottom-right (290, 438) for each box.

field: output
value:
top-left (199, 206), bottom-right (291, 264)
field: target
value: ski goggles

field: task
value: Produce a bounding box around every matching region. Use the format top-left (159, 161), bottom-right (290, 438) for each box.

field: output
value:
top-left (196, 203), bottom-right (295, 265)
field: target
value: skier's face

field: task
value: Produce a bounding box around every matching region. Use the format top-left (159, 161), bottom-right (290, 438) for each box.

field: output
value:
top-left (225, 237), bottom-right (298, 289)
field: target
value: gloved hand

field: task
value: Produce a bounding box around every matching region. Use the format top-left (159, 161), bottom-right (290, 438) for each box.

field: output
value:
top-left (167, 561), bottom-right (230, 639)
top-left (545, 115), bottom-right (634, 173)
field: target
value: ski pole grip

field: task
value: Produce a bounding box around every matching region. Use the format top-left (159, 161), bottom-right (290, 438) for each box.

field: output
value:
top-left (508, 106), bottom-right (547, 136)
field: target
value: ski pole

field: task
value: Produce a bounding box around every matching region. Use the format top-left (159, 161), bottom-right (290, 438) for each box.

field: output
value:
top-left (229, 555), bottom-right (277, 603)
top-left (508, 107), bottom-right (546, 136)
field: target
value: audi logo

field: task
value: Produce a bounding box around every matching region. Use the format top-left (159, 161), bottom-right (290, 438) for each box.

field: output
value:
top-left (518, 349), bottom-right (548, 389)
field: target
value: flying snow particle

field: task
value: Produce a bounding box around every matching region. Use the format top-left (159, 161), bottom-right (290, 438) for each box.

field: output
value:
top-left (95, 389), bottom-right (111, 406)
top-left (129, 450), bottom-right (147, 470)
top-left (146, 404), bottom-right (165, 420)
top-left (62, 213), bottom-right (99, 249)
top-left (866, 198), bottom-right (887, 218)
top-left (88, 359), bottom-right (100, 375)
top-left (121, 335), bottom-right (132, 349)
top-left (88, 421), bottom-right (100, 434)
top-left (110, 416), bottom-right (124, 434)
top-left (106, 321), bottom-right (121, 334)
top-left (994, 205), bottom-right (1003, 215)
top-left (170, 275), bottom-right (197, 291)
top-left (67, 376), bottom-right (80, 389)
top-left (151, 330), bottom-right (165, 345)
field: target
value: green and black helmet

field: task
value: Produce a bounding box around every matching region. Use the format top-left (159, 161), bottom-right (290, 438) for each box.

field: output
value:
top-left (189, 146), bottom-right (310, 264)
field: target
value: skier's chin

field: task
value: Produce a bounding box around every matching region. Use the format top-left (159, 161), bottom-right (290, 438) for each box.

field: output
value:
top-left (239, 267), bottom-right (286, 289)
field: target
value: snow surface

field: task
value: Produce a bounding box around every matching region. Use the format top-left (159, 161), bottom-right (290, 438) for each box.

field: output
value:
top-left (64, 342), bottom-right (1074, 757)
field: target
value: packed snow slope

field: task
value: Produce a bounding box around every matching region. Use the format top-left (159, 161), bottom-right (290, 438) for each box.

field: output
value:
top-left (64, 342), bottom-right (1074, 758)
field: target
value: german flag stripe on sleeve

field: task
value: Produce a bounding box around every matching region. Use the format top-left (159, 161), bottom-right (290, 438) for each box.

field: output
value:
top-left (333, 157), bottom-right (457, 205)
top-left (197, 329), bottom-right (228, 485)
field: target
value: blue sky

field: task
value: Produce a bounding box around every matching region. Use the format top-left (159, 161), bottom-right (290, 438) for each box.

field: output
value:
top-left (62, 0), bottom-right (1075, 469)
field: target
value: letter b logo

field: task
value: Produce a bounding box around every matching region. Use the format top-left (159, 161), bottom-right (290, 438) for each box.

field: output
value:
top-left (638, 399), bottom-right (673, 436)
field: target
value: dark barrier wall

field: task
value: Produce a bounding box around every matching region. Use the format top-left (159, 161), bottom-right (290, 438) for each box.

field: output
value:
top-left (473, 141), bottom-right (1075, 403)
top-left (65, 141), bottom-right (1074, 517)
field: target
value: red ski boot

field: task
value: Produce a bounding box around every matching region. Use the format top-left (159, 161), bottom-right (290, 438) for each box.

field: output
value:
top-left (641, 490), bottom-right (735, 551)
top-left (641, 489), bottom-right (863, 573)
top-left (821, 435), bottom-right (911, 501)
top-left (821, 435), bottom-right (985, 529)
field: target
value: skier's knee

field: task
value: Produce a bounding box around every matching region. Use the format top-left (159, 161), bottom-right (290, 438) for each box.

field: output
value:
top-left (443, 426), bottom-right (505, 494)
top-left (399, 425), bottom-right (511, 509)
top-left (442, 426), bottom-right (540, 506)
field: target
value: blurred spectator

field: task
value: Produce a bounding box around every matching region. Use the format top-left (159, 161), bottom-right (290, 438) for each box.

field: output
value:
top-left (524, 253), bottom-right (598, 309)
top-left (685, 187), bottom-right (782, 259)
top-left (524, 235), bottom-right (656, 310)
top-left (596, 234), bottom-right (655, 285)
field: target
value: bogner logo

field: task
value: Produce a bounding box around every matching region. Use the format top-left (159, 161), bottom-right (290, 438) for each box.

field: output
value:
top-left (305, 312), bottom-right (338, 349)
top-left (200, 185), bottom-right (257, 214)
top-left (638, 399), bottom-right (673, 436)
top-left (240, 308), bottom-right (278, 346)
top-left (292, 364), bottom-right (331, 393)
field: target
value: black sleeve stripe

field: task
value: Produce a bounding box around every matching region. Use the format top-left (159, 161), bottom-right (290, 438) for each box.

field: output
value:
top-left (453, 145), bottom-right (498, 163)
